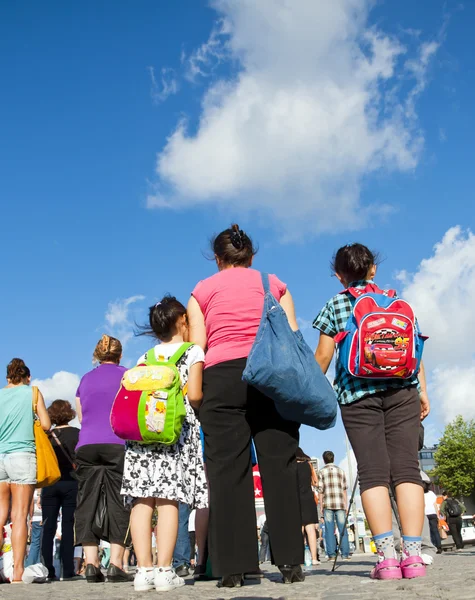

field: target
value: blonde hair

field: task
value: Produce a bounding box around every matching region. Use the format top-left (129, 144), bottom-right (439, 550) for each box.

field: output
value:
top-left (93, 334), bottom-right (122, 365)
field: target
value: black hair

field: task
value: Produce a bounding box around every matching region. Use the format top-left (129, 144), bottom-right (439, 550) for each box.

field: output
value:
top-left (331, 243), bottom-right (380, 284)
top-left (296, 447), bottom-right (311, 461)
top-left (323, 450), bottom-right (334, 464)
top-left (211, 223), bottom-right (257, 267)
top-left (137, 295), bottom-right (187, 341)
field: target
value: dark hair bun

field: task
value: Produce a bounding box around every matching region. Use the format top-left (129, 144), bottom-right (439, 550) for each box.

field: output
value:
top-left (212, 224), bottom-right (257, 267)
top-left (6, 358), bottom-right (31, 384)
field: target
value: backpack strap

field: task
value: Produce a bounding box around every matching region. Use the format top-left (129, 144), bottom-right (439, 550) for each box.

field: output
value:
top-left (168, 343), bottom-right (193, 366)
top-left (342, 283), bottom-right (397, 299)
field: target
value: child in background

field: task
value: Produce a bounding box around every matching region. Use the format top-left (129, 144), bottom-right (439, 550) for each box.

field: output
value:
top-left (313, 244), bottom-right (430, 580)
top-left (121, 296), bottom-right (208, 593)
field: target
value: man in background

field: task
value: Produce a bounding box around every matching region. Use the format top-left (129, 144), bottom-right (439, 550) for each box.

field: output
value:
top-left (318, 451), bottom-right (351, 561)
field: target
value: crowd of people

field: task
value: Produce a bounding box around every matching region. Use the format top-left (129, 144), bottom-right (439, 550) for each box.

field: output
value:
top-left (0, 224), bottom-right (447, 590)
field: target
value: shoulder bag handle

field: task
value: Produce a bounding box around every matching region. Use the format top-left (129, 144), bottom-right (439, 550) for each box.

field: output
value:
top-left (32, 385), bottom-right (39, 415)
top-left (50, 430), bottom-right (77, 470)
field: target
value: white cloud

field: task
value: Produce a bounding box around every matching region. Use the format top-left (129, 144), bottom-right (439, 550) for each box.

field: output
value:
top-left (32, 371), bottom-right (81, 427)
top-left (149, 0), bottom-right (440, 236)
top-left (397, 227), bottom-right (475, 423)
top-left (148, 66), bottom-right (179, 103)
top-left (32, 371), bottom-right (80, 405)
top-left (105, 295), bottom-right (145, 348)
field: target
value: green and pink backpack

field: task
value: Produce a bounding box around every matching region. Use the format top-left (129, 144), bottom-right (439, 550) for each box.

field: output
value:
top-left (110, 343), bottom-right (191, 445)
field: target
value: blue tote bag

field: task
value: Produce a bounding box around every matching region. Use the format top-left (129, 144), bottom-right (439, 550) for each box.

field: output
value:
top-left (243, 273), bottom-right (337, 430)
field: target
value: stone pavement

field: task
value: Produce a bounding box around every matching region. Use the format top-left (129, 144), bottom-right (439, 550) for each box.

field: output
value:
top-left (1, 549), bottom-right (474, 600)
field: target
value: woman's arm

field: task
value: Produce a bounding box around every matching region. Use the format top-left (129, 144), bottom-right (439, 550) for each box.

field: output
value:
top-left (187, 296), bottom-right (207, 351)
top-left (279, 289), bottom-right (299, 331)
top-left (187, 362), bottom-right (203, 409)
top-left (76, 397), bottom-right (82, 424)
top-left (315, 333), bottom-right (335, 374)
top-left (35, 389), bottom-right (51, 431)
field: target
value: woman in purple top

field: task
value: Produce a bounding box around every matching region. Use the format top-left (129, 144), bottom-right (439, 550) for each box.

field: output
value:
top-left (74, 335), bottom-right (132, 584)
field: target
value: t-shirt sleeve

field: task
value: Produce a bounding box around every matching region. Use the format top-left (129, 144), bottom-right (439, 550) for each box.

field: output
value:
top-left (269, 274), bottom-right (287, 301)
top-left (76, 377), bottom-right (83, 398)
top-left (312, 300), bottom-right (338, 337)
top-left (191, 280), bottom-right (207, 310)
top-left (188, 344), bottom-right (205, 369)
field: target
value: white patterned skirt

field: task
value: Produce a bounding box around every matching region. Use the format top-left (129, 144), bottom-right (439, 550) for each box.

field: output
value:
top-left (121, 405), bottom-right (208, 509)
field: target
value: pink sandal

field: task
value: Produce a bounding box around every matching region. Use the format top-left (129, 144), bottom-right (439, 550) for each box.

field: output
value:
top-left (400, 556), bottom-right (426, 579)
top-left (370, 558), bottom-right (402, 580)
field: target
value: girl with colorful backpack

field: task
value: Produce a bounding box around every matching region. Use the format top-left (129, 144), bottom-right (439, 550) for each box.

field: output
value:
top-left (116, 297), bottom-right (207, 593)
top-left (313, 243), bottom-right (430, 581)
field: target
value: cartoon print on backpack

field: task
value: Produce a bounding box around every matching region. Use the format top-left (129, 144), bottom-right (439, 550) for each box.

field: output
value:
top-left (334, 283), bottom-right (428, 379)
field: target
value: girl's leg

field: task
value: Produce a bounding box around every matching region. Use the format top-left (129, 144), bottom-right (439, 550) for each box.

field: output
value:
top-left (341, 395), bottom-right (396, 565)
top-left (156, 499), bottom-right (179, 567)
top-left (395, 483), bottom-right (424, 537)
top-left (385, 388), bottom-right (425, 563)
top-left (305, 524), bottom-right (318, 562)
top-left (130, 498), bottom-right (155, 568)
top-left (10, 483), bottom-right (35, 581)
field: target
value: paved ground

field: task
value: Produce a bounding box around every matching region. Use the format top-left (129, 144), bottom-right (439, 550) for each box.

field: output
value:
top-left (1, 549), bottom-right (474, 600)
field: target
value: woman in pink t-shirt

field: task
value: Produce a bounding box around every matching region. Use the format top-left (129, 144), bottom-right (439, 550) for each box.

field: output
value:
top-left (187, 224), bottom-right (304, 587)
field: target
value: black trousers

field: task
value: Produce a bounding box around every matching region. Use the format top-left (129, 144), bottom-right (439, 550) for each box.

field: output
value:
top-left (200, 358), bottom-right (303, 577)
top-left (41, 479), bottom-right (78, 578)
top-left (74, 443), bottom-right (130, 546)
top-left (447, 516), bottom-right (464, 549)
top-left (427, 514), bottom-right (441, 550)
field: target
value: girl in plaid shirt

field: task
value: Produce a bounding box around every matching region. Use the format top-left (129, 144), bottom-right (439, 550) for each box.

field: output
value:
top-left (313, 243), bottom-right (430, 581)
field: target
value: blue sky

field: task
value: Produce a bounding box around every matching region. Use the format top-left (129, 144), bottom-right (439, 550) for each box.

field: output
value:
top-left (1, 0), bottom-right (474, 468)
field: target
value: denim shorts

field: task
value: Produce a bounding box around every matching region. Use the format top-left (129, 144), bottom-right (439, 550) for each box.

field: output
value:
top-left (0, 452), bottom-right (37, 485)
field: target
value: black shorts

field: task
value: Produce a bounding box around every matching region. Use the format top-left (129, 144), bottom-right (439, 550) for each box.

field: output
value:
top-left (340, 387), bottom-right (423, 494)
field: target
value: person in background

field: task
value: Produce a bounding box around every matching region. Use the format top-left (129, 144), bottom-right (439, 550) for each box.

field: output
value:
top-left (423, 479), bottom-right (442, 555)
top-left (74, 335), bottom-right (132, 584)
top-left (41, 399), bottom-right (80, 580)
top-left (317, 451), bottom-right (351, 562)
top-left (440, 492), bottom-right (465, 551)
top-left (25, 490), bottom-right (43, 567)
top-left (0, 358), bottom-right (50, 583)
top-left (318, 517), bottom-right (326, 556)
top-left (296, 449), bottom-right (319, 566)
top-left (173, 503), bottom-right (192, 578)
top-left (258, 517), bottom-right (270, 564)
top-left (188, 224), bottom-right (304, 587)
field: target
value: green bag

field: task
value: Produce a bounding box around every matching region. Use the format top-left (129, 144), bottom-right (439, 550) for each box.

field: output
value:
top-left (110, 343), bottom-right (191, 445)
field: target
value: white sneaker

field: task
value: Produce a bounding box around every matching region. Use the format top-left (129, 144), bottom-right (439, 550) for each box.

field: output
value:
top-left (154, 567), bottom-right (185, 592)
top-left (134, 567), bottom-right (155, 592)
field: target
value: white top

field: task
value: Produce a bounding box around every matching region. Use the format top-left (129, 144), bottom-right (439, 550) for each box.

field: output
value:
top-left (424, 490), bottom-right (438, 516)
top-left (32, 490), bottom-right (42, 522)
top-left (137, 343), bottom-right (205, 390)
top-left (257, 514), bottom-right (267, 529)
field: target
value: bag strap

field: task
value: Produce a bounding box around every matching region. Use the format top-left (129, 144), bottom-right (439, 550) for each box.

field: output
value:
top-left (32, 385), bottom-right (39, 414)
top-left (261, 273), bottom-right (270, 294)
top-left (342, 283), bottom-right (397, 299)
top-left (50, 430), bottom-right (77, 470)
